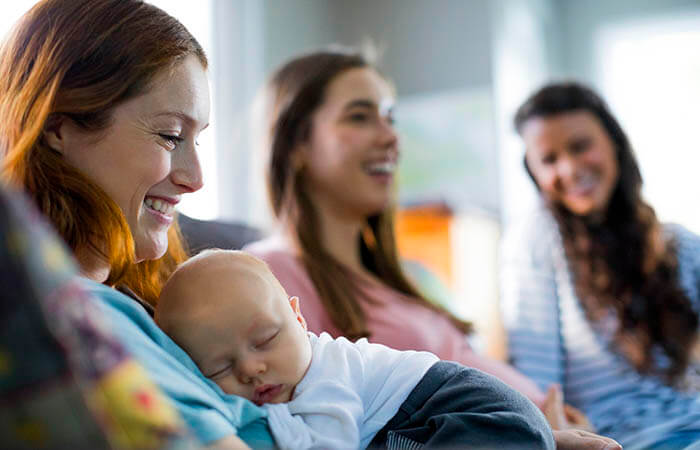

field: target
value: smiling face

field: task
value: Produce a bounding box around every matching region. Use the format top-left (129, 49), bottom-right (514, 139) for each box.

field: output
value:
top-left (298, 67), bottom-right (399, 219)
top-left (522, 110), bottom-right (620, 218)
top-left (156, 251), bottom-right (312, 405)
top-left (56, 55), bottom-right (210, 262)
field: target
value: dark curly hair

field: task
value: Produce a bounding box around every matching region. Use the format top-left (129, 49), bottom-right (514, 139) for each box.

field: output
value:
top-left (515, 81), bottom-right (697, 382)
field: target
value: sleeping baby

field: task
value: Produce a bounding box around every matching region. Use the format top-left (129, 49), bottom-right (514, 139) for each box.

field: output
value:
top-left (155, 249), bottom-right (554, 449)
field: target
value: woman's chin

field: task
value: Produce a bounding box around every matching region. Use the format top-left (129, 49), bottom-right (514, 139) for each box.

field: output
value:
top-left (133, 236), bottom-right (169, 262)
top-left (364, 196), bottom-right (393, 217)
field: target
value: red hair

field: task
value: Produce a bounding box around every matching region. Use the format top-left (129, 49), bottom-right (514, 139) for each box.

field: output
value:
top-left (0, 0), bottom-right (206, 305)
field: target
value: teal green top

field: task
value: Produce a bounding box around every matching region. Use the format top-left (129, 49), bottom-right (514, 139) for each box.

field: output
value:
top-left (84, 279), bottom-right (275, 448)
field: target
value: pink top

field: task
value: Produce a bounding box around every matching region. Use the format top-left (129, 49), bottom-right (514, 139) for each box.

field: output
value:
top-left (245, 235), bottom-right (545, 407)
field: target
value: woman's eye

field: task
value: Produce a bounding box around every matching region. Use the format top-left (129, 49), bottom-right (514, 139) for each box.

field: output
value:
top-left (158, 133), bottom-right (184, 150)
top-left (570, 138), bottom-right (591, 154)
top-left (348, 112), bottom-right (370, 123)
top-left (542, 154), bottom-right (556, 165)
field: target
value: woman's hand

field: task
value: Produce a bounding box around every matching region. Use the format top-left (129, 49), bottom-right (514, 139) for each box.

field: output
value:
top-left (543, 384), bottom-right (594, 431)
top-left (544, 384), bottom-right (621, 449)
top-left (553, 430), bottom-right (622, 450)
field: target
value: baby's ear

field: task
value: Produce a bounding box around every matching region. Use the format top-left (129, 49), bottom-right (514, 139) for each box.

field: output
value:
top-left (289, 296), bottom-right (307, 331)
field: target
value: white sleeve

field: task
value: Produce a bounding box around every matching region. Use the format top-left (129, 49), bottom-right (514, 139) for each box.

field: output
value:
top-left (265, 385), bottom-right (362, 450)
top-left (264, 334), bottom-right (365, 450)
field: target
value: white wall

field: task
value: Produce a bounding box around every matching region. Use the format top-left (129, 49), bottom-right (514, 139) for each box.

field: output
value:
top-left (330, 0), bottom-right (493, 96)
top-left (490, 0), bottom-right (561, 227)
top-left (210, 0), bottom-right (265, 223)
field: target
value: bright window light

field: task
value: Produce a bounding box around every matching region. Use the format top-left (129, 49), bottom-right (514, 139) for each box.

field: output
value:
top-left (596, 14), bottom-right (700, 233)
top-left (149, 0), bottom-right (217, 220)
top-left (0, 2), bottom-right (36, 42)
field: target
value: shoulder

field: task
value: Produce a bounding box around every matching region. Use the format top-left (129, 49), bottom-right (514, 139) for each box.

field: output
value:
top-left (305, 333), bottom-right (436, 388)
top-left (245, 236), bottom-right (304, 274)
top-left (665, 223), bottom-right (700, 259)
top-left (310, 332), bottom-right (365, 363)
top-left (243, 232), bottom-right (290, 256)
top-left (664, 223), bottom-right (700, 308)
top-left (297, 333), bottom-right (366, 392)
top-left (79, 278), bottom-right (194, 373)
top-left (245, 237), bottom-right (329, 321)
top-left (307, 333), bottom-right (395, 375)
top-left (80, 279), bottom-right (271, 445)
top-left (82, 278), bottom-right (151, 324)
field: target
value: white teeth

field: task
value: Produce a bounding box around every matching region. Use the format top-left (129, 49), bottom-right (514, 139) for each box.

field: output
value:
top-left (570, 174), bottom-right (597, 195)
top-left (366, 161), bottom-right (396, 175)
top-left (144, 197), bottom-right (174, 215)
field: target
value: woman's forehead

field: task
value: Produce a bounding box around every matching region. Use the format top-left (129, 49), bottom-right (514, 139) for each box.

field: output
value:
top-left (120, 56), bottom-right (210, 128)
top-left (325, 67), bottom-right (393, 105)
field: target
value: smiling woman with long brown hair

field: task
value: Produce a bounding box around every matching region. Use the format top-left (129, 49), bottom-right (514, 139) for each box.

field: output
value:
top-left (503, 81), bottom-right (700, 450)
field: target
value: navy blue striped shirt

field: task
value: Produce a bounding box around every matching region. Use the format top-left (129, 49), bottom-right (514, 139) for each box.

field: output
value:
top-left (501, 207), bottom-right (700, 450)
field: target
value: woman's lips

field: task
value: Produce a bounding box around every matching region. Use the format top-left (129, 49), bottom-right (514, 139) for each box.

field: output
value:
top-left (253, 384), bottom-right (283, 406)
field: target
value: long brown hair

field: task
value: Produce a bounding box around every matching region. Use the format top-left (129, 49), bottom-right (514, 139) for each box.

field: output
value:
top-left (0, 0), bottom-right (205, 305)
top-left (263, 48), bottom-right (471, 340)
top-left (515, 82), bottom-right (697, 382)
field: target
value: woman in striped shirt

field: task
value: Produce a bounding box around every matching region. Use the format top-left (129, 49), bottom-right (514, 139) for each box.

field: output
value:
top-left (503, 81), bottom-right (700, 449)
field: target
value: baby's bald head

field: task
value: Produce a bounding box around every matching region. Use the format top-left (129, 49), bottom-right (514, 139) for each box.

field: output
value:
top-left (156, 249), bottom-right (285, 337)
top-left (155, 249), bottom-right (312, 400)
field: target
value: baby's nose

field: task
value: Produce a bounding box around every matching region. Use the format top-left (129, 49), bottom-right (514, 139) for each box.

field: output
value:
top-left (237, 358), bottom-right (266, 383)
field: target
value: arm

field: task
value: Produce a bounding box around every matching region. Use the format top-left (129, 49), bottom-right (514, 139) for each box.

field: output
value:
top-left (500, 216), bottom-right (565, 402)
top-left (264, 335), bottom-right (365, 450)
top-left (671, 224), bottom-right (700, 364)
top-left (671, 224), bottom-right (700, 315)
top-left (265, 394), bottom-right (362, 450)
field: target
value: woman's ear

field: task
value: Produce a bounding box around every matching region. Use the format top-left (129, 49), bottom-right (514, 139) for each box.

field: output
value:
top-left (43, 114), bottom-right (66, 154)
top-left (290, 146), bottom-right (306, 173)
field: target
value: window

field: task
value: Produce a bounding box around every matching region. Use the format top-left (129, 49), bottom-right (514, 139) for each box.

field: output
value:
top-left (597, 13), bottom-right (700, 233)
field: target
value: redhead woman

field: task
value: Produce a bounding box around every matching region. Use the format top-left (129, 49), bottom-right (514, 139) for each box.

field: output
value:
top-left (0, 0), bottom-right (270, 448)
top-left (502, 81), bottom-right (700, 449)
top-left (245, 48), bottom-right (620, 450)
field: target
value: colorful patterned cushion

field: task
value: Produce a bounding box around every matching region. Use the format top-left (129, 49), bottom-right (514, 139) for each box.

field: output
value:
top-left (0, 187), bottom-right (195, 449)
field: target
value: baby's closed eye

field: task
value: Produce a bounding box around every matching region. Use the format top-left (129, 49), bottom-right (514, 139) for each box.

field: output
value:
top-left (205, 363), bottom-right (233, 380)
top-left (254, 330), bottom-right (280, 350)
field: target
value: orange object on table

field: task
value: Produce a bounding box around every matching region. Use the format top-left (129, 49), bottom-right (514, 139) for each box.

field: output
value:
top-left (395, 202), bottom-right (453, 288)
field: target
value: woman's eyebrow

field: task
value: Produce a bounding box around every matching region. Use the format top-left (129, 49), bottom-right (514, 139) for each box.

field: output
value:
top-left (152, 110), bottom-right (209, 130)
top-left (344, 99), bottom-right (376, 110)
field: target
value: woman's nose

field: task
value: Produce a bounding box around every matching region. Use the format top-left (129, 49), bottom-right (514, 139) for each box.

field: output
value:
top-left (378, 117), bottom-right (399, 149)
top-left (555, 156), bottom-right (575, 183)
top-left (171, 141), bottom-right (204, 193)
